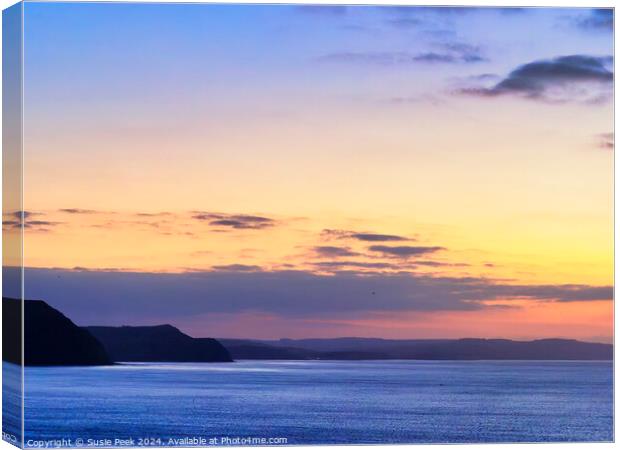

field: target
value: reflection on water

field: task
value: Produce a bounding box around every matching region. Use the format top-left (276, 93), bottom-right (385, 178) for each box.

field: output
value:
top-left (5, 360), bottom-right (613, 446)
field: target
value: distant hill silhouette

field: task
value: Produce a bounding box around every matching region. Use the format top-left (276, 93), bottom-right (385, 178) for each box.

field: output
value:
top-left (3, 297), bottom-right (610, 365)
top-left (88, 325), bottom-right (232, 362)
top-left (220, 337), bottom-right (612, 360)
top-left (3, 298), bottom-right (111, 366)
top-left (218, 339), bottom-right (321, 360)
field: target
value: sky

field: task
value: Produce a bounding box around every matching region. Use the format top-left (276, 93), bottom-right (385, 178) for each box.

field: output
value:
top-left (6, 3), bottom-right (614, 341)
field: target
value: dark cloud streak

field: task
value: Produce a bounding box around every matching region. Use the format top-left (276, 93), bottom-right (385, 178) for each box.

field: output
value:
top-left (10, 268), bottom-right (612, 327)
top-left (211, 264), bottom-right (262, 272)
top-left (314, 246), bottom-right (360, 258)
top-left (321, 229), bottom-right (410, 242)
top-left (351, 233), bottom-right (409, 242)
top-left (459, 55), bottom-right (613, 103)
top-left (3, 211), bottom-right (61, 232)
top-left (59, 208), bottom-right (98, 214)
top-left (369, 245), bottom-right (444, 258)
top-left (193, 212), bottom-right (275, 230)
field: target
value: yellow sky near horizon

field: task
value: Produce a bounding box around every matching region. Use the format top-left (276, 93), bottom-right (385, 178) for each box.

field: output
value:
top-left (17, 95), bottom-right (613, 287)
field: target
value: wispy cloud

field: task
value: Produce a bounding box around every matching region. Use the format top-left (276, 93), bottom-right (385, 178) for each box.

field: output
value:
top-left (135, 212), bottom-right (173, 217)
top-left (313, 261), bottom-right (399, 270)
top-left (193, 212), bottom-right (276, 230)
top-left (598, 132), bottom-right (614, 150)
top-left (380, 5), bottom-right (484, 18)
top-left (3, 220), bottom-right (61, 232)
top-left (294, 5), bottom-right (348, 16)
top-left (319, 42), bottom-right (486, 66)
top-left (369, 245), bottom-right (445, 258)
top-left (386, 17), bottom-right (421, 28)
top-left (415, 260), bottom-right (469, 267)
top-left (3, 211), bottom-right (62, 232)
top-left (575, 8), bottom-right (613, 32)
top-left (58, 208), bottom-right (98, 214)
top-left (10, 210), bottom-right (41, 220)
top-left (314, 246), bottom-right (360, 258)
top-left (211, 264), bottom-right (263, 272)
top-left (458, 54), bottom-right (613, 103)
top-left (322, 229), bottom-right (411, 242)
top-left (351, 233), bottom-right (410, 242)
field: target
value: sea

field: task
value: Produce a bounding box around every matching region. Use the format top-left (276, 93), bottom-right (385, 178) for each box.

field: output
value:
top-left (2, 360), bottom-right (613, 447)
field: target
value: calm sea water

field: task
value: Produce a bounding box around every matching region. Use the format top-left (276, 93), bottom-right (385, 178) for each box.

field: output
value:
top-left (3, 360), bottom-right (614, 446)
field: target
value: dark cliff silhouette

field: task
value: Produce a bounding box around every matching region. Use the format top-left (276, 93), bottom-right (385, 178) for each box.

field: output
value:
top-left (218, 339), bottom-right (322, 360)
top-left (3, 298), bottom-right (111, 366)
top-left (3, 297), bottom-right (610, 364)
top-left (87, 325), bottom-right (232, 362)
top-left (220, 337), bottom-right (613, 360)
